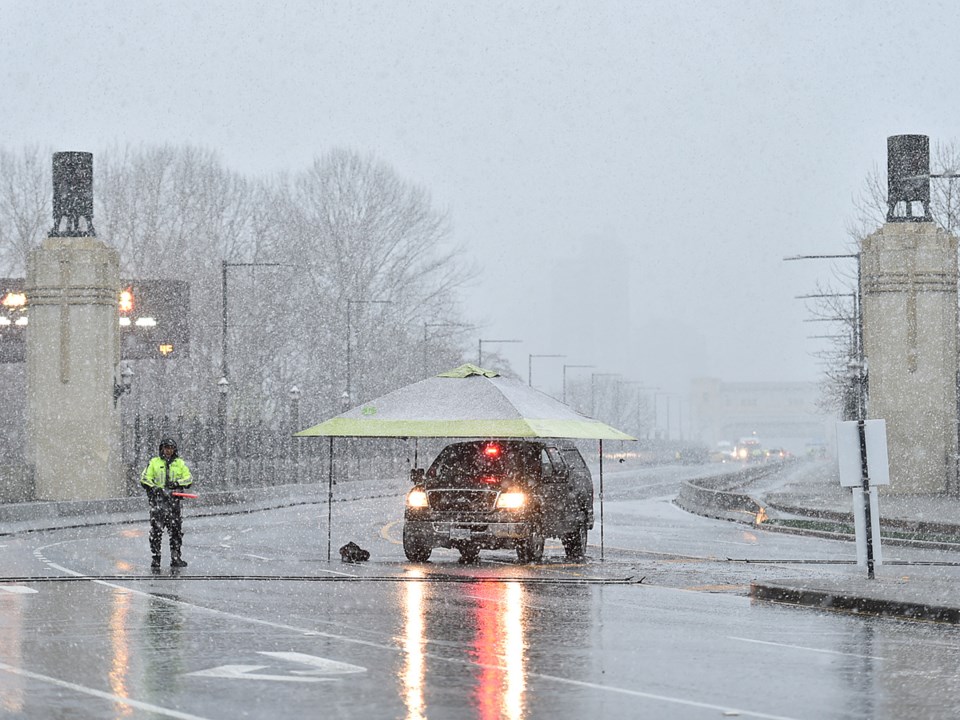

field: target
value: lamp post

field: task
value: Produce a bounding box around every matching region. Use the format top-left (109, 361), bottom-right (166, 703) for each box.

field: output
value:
top-left (785, 253), bottom-right (864, 416)
top-left (221, 261), bottom-right (283, 383)
top-left (477, 338), bottom-right (521, 367)
top-left (615, 380), bottom-right (659, 438)
top-left (289, 385), bottom-right (301, 481)
top-left (217, 376), bottom-right (229, 487)
top-left (653, 391), bottom-right (671, 440)
top-left (590, 372), bottom-right (619, 418)
top-left (346, 298), bottom-right (392, 406)
top-left (562, 364), bottom-right (595, 405)
top-left (528, 353), bottom-right (565, 388)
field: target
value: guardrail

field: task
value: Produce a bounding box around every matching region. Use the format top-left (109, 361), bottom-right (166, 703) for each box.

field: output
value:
top-left (674, 463), bottom-right (778, 524)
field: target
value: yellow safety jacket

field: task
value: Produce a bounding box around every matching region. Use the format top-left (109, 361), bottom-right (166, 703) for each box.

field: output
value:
top-left (140, 456), bottom-right (192, 490)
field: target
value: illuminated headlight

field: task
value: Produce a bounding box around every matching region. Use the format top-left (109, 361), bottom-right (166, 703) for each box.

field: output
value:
top-left (406, 488), bottom-right (428, 508)
top-left (495, 491), bottom-right (526, 510)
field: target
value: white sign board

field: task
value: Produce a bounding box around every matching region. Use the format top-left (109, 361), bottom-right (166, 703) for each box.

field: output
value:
top-left (836, 419), bottom-right (890, 487)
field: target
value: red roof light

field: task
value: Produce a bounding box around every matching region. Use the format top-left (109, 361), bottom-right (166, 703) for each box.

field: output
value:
top-left (483, 443), bottom-right (502, 458)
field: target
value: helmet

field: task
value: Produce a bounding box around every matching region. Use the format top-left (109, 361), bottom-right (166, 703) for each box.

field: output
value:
top-left (158, 437), bottom-right (178, 455)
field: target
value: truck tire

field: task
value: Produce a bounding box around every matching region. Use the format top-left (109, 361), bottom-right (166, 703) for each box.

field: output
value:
top-left (516, 522), bottom-right (545, 563)
top-left (403, 525), bottom-right (432, 562)
top-left (562, 517), bottom-right (588, 560)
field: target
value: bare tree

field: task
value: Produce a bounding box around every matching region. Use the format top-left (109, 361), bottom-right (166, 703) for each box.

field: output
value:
top-left (0, 146), bottom-right (48, 275)
top-left (264, 149), bottom-right (473, 416)
top-left (0, 144), bottom-right (479, 470)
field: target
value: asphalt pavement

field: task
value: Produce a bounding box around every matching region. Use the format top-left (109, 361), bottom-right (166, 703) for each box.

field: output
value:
top-left (5, 460), bottom-right (960, 624)
top-left (686, 458), bottom-right (960, 624)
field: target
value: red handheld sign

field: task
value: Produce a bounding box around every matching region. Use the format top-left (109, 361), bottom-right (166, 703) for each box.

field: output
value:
top-left (172, 492), bottom-right (198, 499)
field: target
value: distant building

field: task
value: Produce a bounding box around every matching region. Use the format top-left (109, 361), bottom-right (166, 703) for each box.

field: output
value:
top-left (690, 377), bottom-right (833, 456)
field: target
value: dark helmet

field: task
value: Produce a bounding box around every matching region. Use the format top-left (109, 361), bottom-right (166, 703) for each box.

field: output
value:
top-left (158, 437), bottom-right (178, 455)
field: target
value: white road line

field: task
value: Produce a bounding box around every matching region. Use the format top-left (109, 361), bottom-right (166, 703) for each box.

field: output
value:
top-left (521, 671), bottom-right (803, 720)
top-left (242, 553), bottom-right (271, 561)
top-left (0, 586), bottom-right (38, 594)
top-left (0, 662), bottom-right (213, 720)
top-left (729, 636), bottom-right (885, 660)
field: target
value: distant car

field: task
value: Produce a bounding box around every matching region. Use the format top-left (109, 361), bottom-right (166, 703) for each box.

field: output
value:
top-left (402, 439), bottom-right (594, 564)
top-left (734, 438), bottom-right (763, 462)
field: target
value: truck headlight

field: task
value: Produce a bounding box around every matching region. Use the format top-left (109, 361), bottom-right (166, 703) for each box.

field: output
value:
top-left (406, 488), bottom-right (429, 508)
top-left (495, 490), bottom-right (526, 510)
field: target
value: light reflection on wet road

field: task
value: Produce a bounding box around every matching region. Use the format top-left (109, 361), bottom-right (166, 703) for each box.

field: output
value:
top-left (2, 462), bottom-right (960, 718)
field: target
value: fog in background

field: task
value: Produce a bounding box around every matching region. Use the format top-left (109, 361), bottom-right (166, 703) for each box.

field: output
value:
top-left (3, 0), bottom-right (960, 397)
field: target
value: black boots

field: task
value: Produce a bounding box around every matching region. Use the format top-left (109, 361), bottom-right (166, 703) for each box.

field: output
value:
top-left (151, 556), bottom-right (161, 571)
top-left (170, 557), bottom-right (188, 568)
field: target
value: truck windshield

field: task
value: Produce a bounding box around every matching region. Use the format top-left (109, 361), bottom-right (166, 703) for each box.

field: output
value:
top-left (425, 442), bottom-right (539, 488)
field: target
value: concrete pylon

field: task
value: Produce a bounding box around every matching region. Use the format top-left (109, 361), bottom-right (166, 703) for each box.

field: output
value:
top-left (25, 152), bottom-right (122, 501)
top-left (861, 221), bottom-right (958, 494)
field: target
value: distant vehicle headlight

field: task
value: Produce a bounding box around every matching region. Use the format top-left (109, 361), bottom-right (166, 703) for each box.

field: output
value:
top-left (406, 488), bottom-right (429, 508)
top-left (495, 490), bottom-right (526, 510)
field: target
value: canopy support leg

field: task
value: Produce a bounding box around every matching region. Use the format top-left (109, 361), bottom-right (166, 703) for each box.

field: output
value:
top-left (327, 436), bottom-right (334, 562)
top-left (599, 439), bottom-right (604, 562)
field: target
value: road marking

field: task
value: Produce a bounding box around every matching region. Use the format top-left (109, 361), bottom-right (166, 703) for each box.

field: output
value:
top-left (380, 520), bottom-right (402, 544)
top-left (258, 651), bottom-right (366, 675)
top-left (188, 665), bottom-right (330, 683)
top-left (729, 636), bottom-right (885, 660)
top-left (242, 553), bottom-right (271, 561)
top-left (0, 586), bottom-right (38, 594)
top-left (188, 652), bottom-right (366, 682)
top-left (520, 670), bottom-right (802, 720)
top-left (0, 661), bottom-right (212, 719)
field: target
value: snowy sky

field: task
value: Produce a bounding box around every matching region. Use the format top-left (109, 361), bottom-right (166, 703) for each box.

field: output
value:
top-left (3, 0), bottom-right (959, 395)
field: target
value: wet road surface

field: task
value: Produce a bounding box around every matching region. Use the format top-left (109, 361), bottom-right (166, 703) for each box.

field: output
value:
top-left (3, 462), bottom-right (960, 719)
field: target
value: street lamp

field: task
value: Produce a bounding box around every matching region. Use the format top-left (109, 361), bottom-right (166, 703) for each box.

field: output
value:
top-left (346, 298), bottom-right (392, 405)
top-left (562, 364), bottom-right (595, 404)
top-left (590, 372), bottom-right (620, 418)
top-left (616, 380), bottom-right (659, 438)
top-left (221, 261), bottom-right (284, 382)
top-left (528, 353), bottom-right (565, 388)
top-left (217, 376), bottom-right (230, 485)
top-left (289, 385), bottom-right (301, 480)
top-left (653, 391), bottom-right (673, 440)
top-left (477, 338), bottom-right (521, 367)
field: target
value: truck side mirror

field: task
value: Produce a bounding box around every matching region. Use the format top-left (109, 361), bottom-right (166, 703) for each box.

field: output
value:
top-left (410, 468), bottom-right (425, 484)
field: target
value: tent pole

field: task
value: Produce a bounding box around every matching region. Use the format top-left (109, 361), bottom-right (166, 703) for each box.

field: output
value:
top-left (599, 439), bottom-right (604, 562)
top-left (327, 436), bottom-right (334, 562)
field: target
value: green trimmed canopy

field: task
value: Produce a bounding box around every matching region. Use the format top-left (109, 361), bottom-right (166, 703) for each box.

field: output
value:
top-left (296, 364), bottom-right (634, 441)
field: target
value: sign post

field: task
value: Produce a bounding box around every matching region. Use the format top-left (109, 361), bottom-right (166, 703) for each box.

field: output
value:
top-left (836, 419), bottom-right (889, 579)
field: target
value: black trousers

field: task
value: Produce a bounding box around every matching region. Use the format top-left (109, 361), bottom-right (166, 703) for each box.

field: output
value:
top-left (148, 493), bottom-right (183, 559)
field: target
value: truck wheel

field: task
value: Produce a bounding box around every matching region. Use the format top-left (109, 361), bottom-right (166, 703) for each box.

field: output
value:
top-left (403, 526), bottom-right (432, 562)
top-left (516, 523), bottom-right (545, 563)
top-left (562, 518), bottom-right (588, 560)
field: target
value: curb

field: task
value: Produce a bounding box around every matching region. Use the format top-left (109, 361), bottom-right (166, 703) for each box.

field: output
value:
top-left (750, 582), bottom-right (960, 624)
top-left (0, 479), bottom-right (408, 536)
